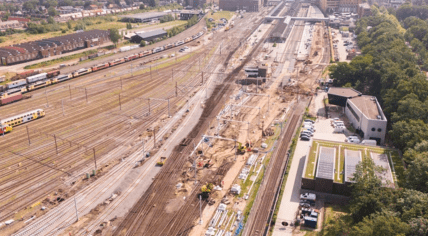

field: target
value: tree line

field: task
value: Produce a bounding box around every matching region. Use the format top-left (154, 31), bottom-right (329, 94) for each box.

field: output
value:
top-left (325, 6), bottom-right (428, 235)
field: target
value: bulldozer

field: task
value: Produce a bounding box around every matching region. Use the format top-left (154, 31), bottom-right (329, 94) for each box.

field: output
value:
top-left (156, 157), bottom-right (167, 166)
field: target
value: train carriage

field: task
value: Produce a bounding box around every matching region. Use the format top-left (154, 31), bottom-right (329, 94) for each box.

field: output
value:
top-left (0, 124), bottom-right (12, 135)
top-left (27, 79), bottom-right (52, 91)
top-left (164, 44), bottom-right (173, 50)
top-left (125, 54), bottom-right (139, 61)
top-left (175, 40), bottom-right (184, 46)
top-left (0, 89), bottom-right (23, 106)
top-left (109, 58), bottom-right (126, 66)
top-left (46, 70), bottom-right (60, 78)
top-left (51, 74), bottom-right (73, 83)
top-left (91, 63), bottom-right (110, 71)
top-left (139, 50), bottom-right (152, 57)
top-left (153, 47), bottom-right (164, 53)
top-left (26, 73), bottom-right (48, 84)
top-left (1, 109), bottom-right (45, 128)
top-left (73, 68), bottom-right (92, 77)
top-left (184, 37), bottom-right (192, 43)
top-left (6, 79), bottom-right (27, 90)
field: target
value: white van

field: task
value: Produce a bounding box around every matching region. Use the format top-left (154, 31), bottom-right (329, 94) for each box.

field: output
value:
top-left (361, 139), bottom-right (377, 146)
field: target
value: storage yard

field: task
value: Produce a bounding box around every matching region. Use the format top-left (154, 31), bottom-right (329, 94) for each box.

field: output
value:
top-left (0, 2), bottom-right (334, 236)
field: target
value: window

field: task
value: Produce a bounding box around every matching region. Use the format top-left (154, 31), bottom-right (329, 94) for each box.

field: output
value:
top-left (347, 103), bottom-right (360, 122)
top-left (371, 128), bottom-right (375, 132)
top-left (378, 128), bottom-right (382, 132)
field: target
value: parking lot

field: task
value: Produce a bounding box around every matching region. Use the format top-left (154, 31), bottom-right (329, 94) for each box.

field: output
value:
top-left (331, 29), bottom-right (357, 62)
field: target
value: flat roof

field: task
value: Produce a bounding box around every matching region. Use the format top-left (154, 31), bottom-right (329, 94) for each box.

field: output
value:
top-left (328, 87), bottom-right (361, 98)
top-left (370, 152), bottom-right (394, 187)
top-left (344, 150), bottom-right (361, 183)
top-left (316, 147), bottom-right (335, 180)
top-left (348, 95), bottom-right (382, 120)
top-left (119, 12), bottom-right (168, 19)
top-left (135, 29), bottom-right (167, 39)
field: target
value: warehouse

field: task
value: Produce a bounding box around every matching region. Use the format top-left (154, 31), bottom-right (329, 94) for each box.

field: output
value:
top-left (0, 30), bottom-right (109, 65)
top-left (130, 29), bottom-right (168, 43)
top-left (219, 0), bottom-right (261, 12)
top-left (120, 12), bottom-right (170, 23)
top-left (327, 87), bottom-right (361, 107)
top-left (180, 10), bottom-right (202, 20)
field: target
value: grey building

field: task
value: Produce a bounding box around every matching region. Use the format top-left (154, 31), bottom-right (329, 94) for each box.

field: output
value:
top-left (130, 29), bottom-right (168, 43)
top-left (120, 12), bottom-right (170, 23)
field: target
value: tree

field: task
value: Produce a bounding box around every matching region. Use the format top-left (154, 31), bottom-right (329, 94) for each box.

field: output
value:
top-left (67, 21), bottom-right (72, 29)
top-left (47, 16), bottom-right (55, 24)
top-left (125, 0), bottom-right (134, 6)
top-left (389, 119), bottom-right (428, 150)
top-left (139, 4), bottom-right (145, 9)
top-left (109, 28), bottom-right (121, 47)
top-left (351, 211), bottom-right (410, 236)
top-left (148, 0), bottom-right (159, 7)
top-left (140, 40), bottom-right (146, 47)
top-left (126, 22), bottom-right (132, 29)
top-left (349, 157), bottom-right (392, 223)
top-left (23, 1), bottom-right (37, 11)
top-left (405, 153), bottom-right (428, 192)
top-left (408, 217), bottom-right (428, 236)
top-left (48, 6), bottom-right (58, 16)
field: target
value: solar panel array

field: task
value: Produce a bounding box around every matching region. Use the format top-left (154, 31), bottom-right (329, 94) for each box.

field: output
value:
top-left (345, 150), bottom-right (361, 183)
top-left (316, 147), bottom-right (335, 180)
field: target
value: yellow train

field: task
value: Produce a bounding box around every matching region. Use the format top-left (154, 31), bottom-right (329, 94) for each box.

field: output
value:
top-left (0, 109), bottom-right (45, 134)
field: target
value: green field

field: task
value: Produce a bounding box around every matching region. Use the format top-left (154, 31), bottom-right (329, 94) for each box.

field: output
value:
top-left (304, 140), bottom-right (403, 186)
top-left (209, 11), bottom-right (234, 21)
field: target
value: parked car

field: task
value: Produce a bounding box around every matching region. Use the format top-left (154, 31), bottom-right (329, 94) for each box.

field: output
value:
top-left (304, 119), bottom-right (315, 124)
top-left (303, 125), bottom-right (316, 131)
top-left (333, 121), bottom-right (345, 128)
top-left (346, 136), bottom-right (359, 142)
top-left (301, 131), bottom-right (313, 137)
top-left (361, 139), bottom-right (377, 146)
top-left (300, 135), bottom-right (311, 141)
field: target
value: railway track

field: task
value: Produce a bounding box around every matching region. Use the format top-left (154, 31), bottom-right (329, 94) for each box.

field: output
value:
top-left (0, 44), bottom-right (216, 224)
top-left (242, 105), bottom-right (305, 236)
top-left (8, 14), bottom-right (252, 235)
top-left (112, 12), bottom-right (274, 236)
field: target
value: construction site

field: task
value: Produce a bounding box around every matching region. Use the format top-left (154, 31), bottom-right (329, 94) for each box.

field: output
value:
top-left (0, 2), bottom-right (331, 236)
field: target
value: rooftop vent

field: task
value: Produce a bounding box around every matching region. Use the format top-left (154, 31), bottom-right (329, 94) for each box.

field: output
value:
top-left (377, 115), bottom-right (382, 120)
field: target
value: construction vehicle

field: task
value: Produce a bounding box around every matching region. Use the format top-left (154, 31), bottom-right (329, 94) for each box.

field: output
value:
top-left (237, 142), bottom-right (246, 154)
top-left (156, 156), bottom-right (167, 166)
top-left (225, 26), bottom-right (230, 31)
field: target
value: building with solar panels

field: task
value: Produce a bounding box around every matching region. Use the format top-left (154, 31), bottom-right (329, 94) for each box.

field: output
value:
top-left (314, 147), bottom-right (335, 193)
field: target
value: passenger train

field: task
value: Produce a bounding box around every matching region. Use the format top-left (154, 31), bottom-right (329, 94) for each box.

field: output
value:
top-left (0, 109), bottom-right (45, 135)
top-left (0, 31), bottom-right (205, 106)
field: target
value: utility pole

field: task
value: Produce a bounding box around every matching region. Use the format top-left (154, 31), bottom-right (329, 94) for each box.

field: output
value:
top-left (168, 98), bottom-right (170, 117)
top-left (201, 72), bottom-right (204, 85)
top-left (150, 65), bottom-right (152, 80)
top-left (93, 148), bottom-right (97, 171)
top-left (62, 99), bottom-right (65, 116)
top-left (199, 195), bottom-right (203, 225)
top-left (153, 129), bottom-right (156, 148)
top-left (45, 89), bottom-right (49, 107)
top-left (119, 94), bottom-right (122, 110)
top-left (69, 85), bottom-right (72, 100)
top-left (26, 126), bottom-right (30, 145)
top-left (74, 196), bottom-right (79, 222)
top-left (85, 88), bottom-right (88, 104)
top-left (148, 98), bottom-right (151, 114)
top-left (175, 82), bottom-right (178, 97)
top-left (172, 69), bottom-right (174, 82)
top-left (54, 134), bottom-right (58, 155)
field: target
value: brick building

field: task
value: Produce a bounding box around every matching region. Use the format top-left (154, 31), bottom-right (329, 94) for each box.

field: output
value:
top-left (219, 0), bottom-right (261, 12)
top-left (0, 29), bottom-right (110, 65)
